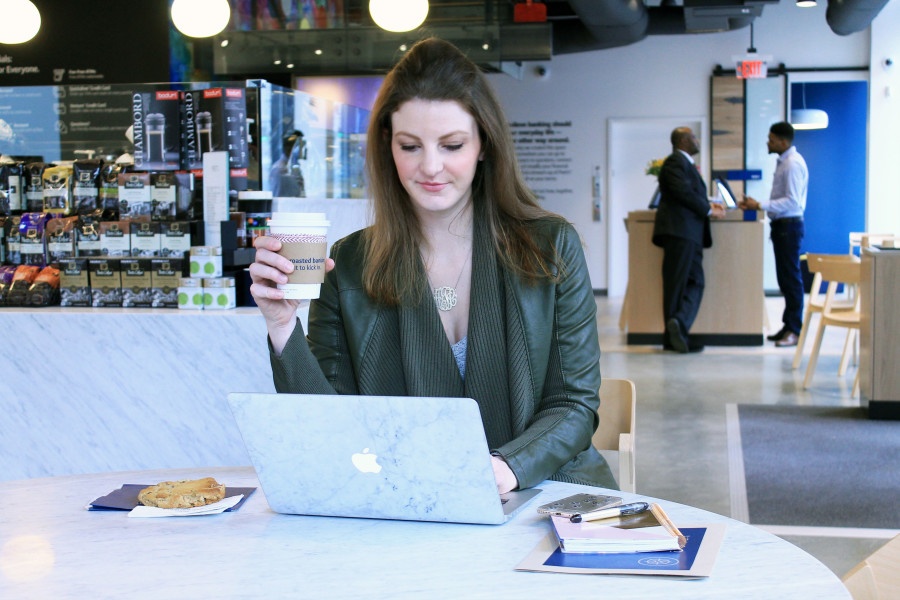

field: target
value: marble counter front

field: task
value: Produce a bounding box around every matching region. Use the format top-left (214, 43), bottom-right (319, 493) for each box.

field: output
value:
top-left (1, 307), bottom-right (294, 481)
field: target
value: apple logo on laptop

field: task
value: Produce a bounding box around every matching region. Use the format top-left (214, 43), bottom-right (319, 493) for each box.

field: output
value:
top-left (351, 448), bottom-right (382, 474)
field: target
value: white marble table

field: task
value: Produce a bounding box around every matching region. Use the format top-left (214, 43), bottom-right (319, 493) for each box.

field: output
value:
top-left (0, 467), bottom-right (849, 599)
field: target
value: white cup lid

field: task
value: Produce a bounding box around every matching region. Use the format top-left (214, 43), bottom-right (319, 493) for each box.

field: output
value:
top-left (269, 212), bottom-right (330, 227)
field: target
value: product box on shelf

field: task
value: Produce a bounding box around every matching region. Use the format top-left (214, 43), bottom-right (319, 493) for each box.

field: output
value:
top-left (3, 264), bottom-right (39, 305)
top-left (118, 172), bottom-right (152, 220)
top-left (18, 212), bottom-right (48, 266)
top-left (42, 166), bottom-right (73, 216)
top-left (98, 163), bottom-right (122, 219)
top-left (99, 221), bottom-right (130, 256)
top-left (132, 88), bottom-right (181, 171)
top-left (150, 172), bottom-right (178, 221)
top-left (3, 162), bottom-right (24, 213)
top-left (75, 215), bottom-right (102, 257)
top-left (5, 215), bottom-right (22, 264)
top-left (150, 257), bottom-right (183, 308)
top-left (46, 216), bottom-right (77, 263)
top-left (202, 276), bottom-right (235, 309)
top-left (177, 276), bottom-right (203, 309)
top-left (182, 87), bottom-right (248, 171)
top-left (59, 257), bottom-right (91, 307)
top-left (121, 257), bottom-right (153, 307)
top-left (160, 221), bottom-right (191, 257)
top-left (88, 257), bottom-right (122, 307)
top-left (130, 220), bottom-right (160, 257)
top-left (190, 245), bottom-right (222, 278)
top-left (24, 162), bottom-right (47, 212)
top-left (72, 159), bottom-right (102, 215)
top-left (25, 265), bottom-right (61, 306)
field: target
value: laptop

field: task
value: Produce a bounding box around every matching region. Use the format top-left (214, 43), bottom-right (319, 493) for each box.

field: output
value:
top-left (227, 392), bottom-right (542, 525)
top-left (712, 177), bottom-right (738, 209)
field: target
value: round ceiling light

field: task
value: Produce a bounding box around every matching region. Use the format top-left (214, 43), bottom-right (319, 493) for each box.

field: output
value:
top-left (369, 0), bottom-right (428, 33)
top-left (0, 0), bottom-right (41, 45)
top-left (790, 109), bottom-right (829, 130)
top-left (171, 0), bottom-right (232, 38)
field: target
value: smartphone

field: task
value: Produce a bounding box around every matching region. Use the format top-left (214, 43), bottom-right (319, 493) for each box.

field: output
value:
top-left (536, 493), bottom-right (623, 517)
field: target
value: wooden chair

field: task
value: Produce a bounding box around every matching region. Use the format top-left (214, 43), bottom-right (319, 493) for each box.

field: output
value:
top-left (837, 234), bottom-right (892, 374)
top-left (842, 534), bottom-right (900, 599)
top-left (802, 255), bottom-right (861, 395)
top-left (793, 253), bottom-right (859, 371)
top-left (593, 378), bottom-right (636, 493)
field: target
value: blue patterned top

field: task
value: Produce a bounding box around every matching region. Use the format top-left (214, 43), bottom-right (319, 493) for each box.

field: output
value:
top-left (452, 335), bottom-right (468, 380)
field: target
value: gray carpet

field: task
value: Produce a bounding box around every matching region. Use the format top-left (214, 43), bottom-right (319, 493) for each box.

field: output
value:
top-left (731, 404), bottom-right (900, 529)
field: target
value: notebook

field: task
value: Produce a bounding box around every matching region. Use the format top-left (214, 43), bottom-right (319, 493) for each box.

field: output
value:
top-left (226, 392), bottom-right (542, 525)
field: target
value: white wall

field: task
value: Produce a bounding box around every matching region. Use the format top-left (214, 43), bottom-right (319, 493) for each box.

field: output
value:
top-left (868, 0), bottom-right (900, 231)
top-left (489, 1), bottom-right (888, 293)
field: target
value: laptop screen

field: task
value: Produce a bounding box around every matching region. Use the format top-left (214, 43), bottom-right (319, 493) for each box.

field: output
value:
top-left (714, 178), bottom-right (737, 209)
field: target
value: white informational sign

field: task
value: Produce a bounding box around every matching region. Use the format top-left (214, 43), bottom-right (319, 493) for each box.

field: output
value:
top-left (510, 119), bottom-right (575, 203)
top-left (202, 151), bottom-right (229, 246)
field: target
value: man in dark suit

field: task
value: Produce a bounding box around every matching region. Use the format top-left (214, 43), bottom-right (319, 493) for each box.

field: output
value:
top-left (652, 127), bottom-right (725, 353)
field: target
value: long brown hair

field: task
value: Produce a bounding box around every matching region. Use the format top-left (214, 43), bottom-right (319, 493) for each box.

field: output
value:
top-left (363, 37), bottom-right (564, 306)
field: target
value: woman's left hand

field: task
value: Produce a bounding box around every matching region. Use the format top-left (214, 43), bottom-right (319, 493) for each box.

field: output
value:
top-left (491, 455), bottom-right (519, 494)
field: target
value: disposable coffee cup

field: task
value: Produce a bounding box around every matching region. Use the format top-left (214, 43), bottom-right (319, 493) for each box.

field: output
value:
top-left (267, 212), bottom-right (330, 299)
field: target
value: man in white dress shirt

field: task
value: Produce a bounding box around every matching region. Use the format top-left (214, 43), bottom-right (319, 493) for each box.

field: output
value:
top-left (740, 121), bottom-right (809, 348)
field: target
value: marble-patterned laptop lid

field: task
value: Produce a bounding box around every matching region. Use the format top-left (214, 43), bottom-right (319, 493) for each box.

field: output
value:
top-left (227, 393), bottom-right (517, 524)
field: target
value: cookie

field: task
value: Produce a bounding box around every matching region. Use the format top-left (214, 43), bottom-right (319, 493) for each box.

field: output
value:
top-left (137, 477), bottom-right (226, 509)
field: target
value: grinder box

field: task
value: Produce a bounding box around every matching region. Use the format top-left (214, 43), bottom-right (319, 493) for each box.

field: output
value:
top-left (59, 257), bottom-right (91, 307)
top-left (121, 257), bottom-right (153, 307)
top-left (88, 257), bottom-right (122, 307)
top-left (132, 88), bottom-right (181, 171)
top-left (151, 257), bottom-right (183, 308)
top-left (182, 87), bottom-right (248, 170)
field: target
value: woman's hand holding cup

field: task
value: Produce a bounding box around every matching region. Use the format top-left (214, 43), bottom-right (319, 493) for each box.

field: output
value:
top-left (249, 234), bottom-right (334, 354)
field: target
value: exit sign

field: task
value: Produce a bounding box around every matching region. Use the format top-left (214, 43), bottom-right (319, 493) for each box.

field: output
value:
top-left (732, 54), bottom-right (772, 79)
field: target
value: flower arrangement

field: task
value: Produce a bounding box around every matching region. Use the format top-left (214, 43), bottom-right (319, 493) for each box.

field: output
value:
top-left (645, 158), bottom-right (665, 177)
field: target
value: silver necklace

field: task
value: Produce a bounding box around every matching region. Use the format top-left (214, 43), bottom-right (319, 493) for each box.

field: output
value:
top-left (429, 253), bottom-right (470, 312)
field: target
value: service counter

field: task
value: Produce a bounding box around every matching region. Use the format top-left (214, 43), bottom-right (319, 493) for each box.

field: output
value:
top-left (0, 307), bottom-right (292, 482)
top-left (859, 247), bottom-right (900, 419)
top-left (621, 209), bottom-right (765, 346)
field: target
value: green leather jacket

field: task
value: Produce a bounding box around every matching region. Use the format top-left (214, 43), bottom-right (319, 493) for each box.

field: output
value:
top-left (270, 217), bottom-right (616, 490)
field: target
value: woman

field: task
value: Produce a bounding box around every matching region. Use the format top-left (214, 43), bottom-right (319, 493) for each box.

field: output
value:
top-left (249, 37), bottom-right (615, 493)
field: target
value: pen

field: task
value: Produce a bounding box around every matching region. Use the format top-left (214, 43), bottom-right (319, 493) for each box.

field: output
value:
top-left (650, 502), bottom-right (687, 548)
top-left (569, 501), bottom-right (650, 523)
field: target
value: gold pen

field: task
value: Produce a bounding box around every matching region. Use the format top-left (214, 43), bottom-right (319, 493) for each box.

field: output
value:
top-left (650, 502), bottom-right (687, 548)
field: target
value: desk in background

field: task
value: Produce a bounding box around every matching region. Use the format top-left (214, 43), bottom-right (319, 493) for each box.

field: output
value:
top-left (622, 209), bottom-right (765, 346)
top-left (860, 247), bottom-right (900, 419)
top-left (0, 467), bottom-right (850, 599)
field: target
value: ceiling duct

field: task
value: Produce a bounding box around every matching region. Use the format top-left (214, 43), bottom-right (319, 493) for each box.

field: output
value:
top-left (826, 0), bottom-right (891, 35)
top-left (552, 0), bottom-right (773, 55)
top-left (210, 0), bottom-right (893, 77)
top-left (550, 0), bottom-right (648, 54)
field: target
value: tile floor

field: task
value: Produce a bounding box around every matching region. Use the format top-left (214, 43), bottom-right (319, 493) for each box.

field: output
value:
top-left (595, 294), bottom-right (894, 579)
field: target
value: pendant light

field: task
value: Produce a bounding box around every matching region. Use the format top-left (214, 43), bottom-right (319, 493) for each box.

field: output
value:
top-left (796, 0), bottom-right (817, 7)
top-left (791, 83), bottom-right (829, 130)
top-left (369, 0), bottom-right (428, 33)
top-left (0, 0), bottom-right (41, 45)
top-left (171, 0), bottom-right (232, 38)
